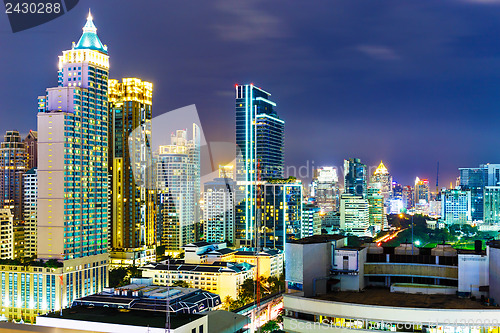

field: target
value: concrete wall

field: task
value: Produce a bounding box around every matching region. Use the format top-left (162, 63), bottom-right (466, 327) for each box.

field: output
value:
top-left (489, 247), bottom-right (500, 304)
top-left (458, 253), bottom-right (489, 297)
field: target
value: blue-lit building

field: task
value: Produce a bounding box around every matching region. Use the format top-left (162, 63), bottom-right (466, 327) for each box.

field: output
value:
top-left (234, 84), bottom-right (285, 246)
top-left (343, 158), bottom-right (367, 198)
top-left (459, 167), bottom-right (487, 221)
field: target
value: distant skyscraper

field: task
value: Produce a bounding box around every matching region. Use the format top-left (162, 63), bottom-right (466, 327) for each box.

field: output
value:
top-left (414, 177), bottom-right (430, 204)
top-left (370, 161), bottom-right (392, 201)
top-left (402, 185), bottom-right (414, 209)
top-left (156, 126), bottom-right (200, 252)
top-left (482, 164), bottom-right (500, 187)
top-left (441, 189), bottom-right (471, 224)
top-left (203, 175), bottom-right (235, 244)
top-left (258, 179), bottom-right (302, 250)
top-left (343, 158), bottom-right (367, 197)
top-left (0, 130), bottom-right (28, 221)
top-left (392, 182), bottom-right (403, 199)
top-left (367, 183), bottom-right (387, 232)
top-left (459, 167), bottom-right (487, 221)
top-left (37, 12), bottom-right (109, 260)
top-left (484, 186), bottom-right (500, 225)
top-left (23, 168), bottom-right (37, 257)
top-left (23, 130), bottom-right (38, 170)
top-left (340, 194), bottom-right (369, 236)
top-left (108, 78), bottom-right (154, 251)
top-left (235, 83), bottom-right (284, 246)
top-left (312, 167), bottom-right (340, 212)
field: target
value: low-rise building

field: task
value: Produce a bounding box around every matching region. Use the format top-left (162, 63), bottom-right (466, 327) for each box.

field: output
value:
top-left (141, 259), bottom-right (253, 300)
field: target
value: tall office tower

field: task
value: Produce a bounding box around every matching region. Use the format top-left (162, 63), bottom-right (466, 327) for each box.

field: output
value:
top-left (484, 186), bottom-right (500, 225)
top-left (414, 177), bottom-right (430, 204)
top-left (312, 166), bottom-right (340, 212)
top-left (235, 84), bottom-right (284, 246)
top-left (343, 158), bottom-right (367, 198)
top-left (301, 204), bottom-right (322, 238)
top-left (441, 189), bottom-right (472, 224)
top-left (108, 78), bottom-right (155, 254)
top-left (23, 168), bottom-right (37, 257)
top-left (0, 209), bottom-right (13, 259)
top-left (402, 185), bottom-right (414, 209)
top-left (367, 183), bottom-right (388, 232)
top-left (157, 126), bottom-right (200, 253)
top-left (258, 179), bottom-right (302, 250)
top-left (0, 130), bottom-right (28, 221)
top-left (339, 194), bottom-right (369, 236)
top-left (23, 130), bottom-right (38, 169)
top-left (203, 176), bottom-right (236, 244)
top-left (459, 167), bottom-right (487, 221)
top-left (37, 11), bottom-right (109, 261)
top-left (370, 161), bottom-right (392, 201)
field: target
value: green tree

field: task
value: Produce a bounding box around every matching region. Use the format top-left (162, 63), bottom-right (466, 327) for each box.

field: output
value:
top-left (261, 320), bottom-right (279, 332)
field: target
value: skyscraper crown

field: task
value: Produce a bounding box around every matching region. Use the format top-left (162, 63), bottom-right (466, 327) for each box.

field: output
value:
top-left (374, 161), bottom-right (389, 175)
top-left (73, 10), bottom-right (108, 54)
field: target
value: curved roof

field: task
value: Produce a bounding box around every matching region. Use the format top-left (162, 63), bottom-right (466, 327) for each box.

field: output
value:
top-left (74, 10), bottom-right (107, 54)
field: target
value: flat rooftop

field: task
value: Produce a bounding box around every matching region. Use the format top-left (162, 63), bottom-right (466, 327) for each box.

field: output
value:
top-left (43, 306), bottom-right (204, 329)
top-left (313, 288), bottom-right (496, 309)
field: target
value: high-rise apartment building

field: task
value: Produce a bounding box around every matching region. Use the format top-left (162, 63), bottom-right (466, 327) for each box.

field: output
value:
top-left (23, 168), bottom-right (37, 257)
top-left (23, 130), bottom-right (38, 170)
top-left (311, 166), bottom-right (340, 212)
top-left (340, 194), bottom-right (369, 236)
top-left (343, 158), bottom-right (367, 198)
top-left (203, 175), bottom-right (236, 244)
top-left (441, 189), bottom-right (472, 224)
top-left (301, 204), bottom-right (322, 238)
top-left (235, 84), bottom-right (284, 246)
top-left (156, 126), bottom-right (200, 253)
top-left (402, 185), bottom-right (414, 209)
top-left (0, 130), bottom-right (28, 221)
top-left (108, 78), bottom-right (155, 252)
top-left (370, 161), bottom-right (392, 201)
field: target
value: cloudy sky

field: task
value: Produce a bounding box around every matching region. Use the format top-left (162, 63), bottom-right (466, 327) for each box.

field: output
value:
top-left (1, 0), bottom-right (500, 187)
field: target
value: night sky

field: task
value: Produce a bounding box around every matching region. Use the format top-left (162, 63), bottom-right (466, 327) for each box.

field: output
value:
top-left (2, 0), bottom-right (500, 188)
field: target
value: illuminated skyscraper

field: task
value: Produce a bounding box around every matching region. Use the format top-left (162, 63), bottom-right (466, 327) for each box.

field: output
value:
top-left (343, 158), bottom-right (367, 198)
top-left (0, 130), bottom-right (28, 221)
top-left (414, 177), bottom-right (430, 204)
top-left (370, 161), bottom-right (392, 201)
top-left (484, 186), bottom-right (500, 225)
top-left (156, 126), bottom-right (200, 253)
top-left (37, 11), bottom-right (109, 260)
top-left (311, 166), bottom-right (340, 212)
top-left (459, 166), bottom-right (488, 222)
top-left (108, 78), bottom-right (155, 253)
top-left (203, 175), bottom-right (235, 244)
top-left (367, 183), bottom-right (388, 232)
top-left (402, 185), bottom-right (414, 209)
top-left (235, 84), bottom-right (284, 246)
top-left (441, 189), bottom-right (472, 224)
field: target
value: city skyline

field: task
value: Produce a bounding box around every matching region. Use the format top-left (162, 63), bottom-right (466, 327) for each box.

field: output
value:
top-left (3, 1), bottom-right (500, 187)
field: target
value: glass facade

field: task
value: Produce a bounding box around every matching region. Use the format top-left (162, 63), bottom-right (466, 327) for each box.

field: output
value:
top-left (344, 158), bottom-right (367, 198)
top-left (459, 167), bottom-right (487, 222)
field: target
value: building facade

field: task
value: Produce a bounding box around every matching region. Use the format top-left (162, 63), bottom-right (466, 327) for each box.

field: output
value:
top-left (108, 77), bottom-right (155, 253)
top-left (156, 126), bottom-right (200, 253)
top-left (235, 83), bottom-right (284, 247)
top-left (441, 189), bottom-right (472, 225)
top-left (301, 204), bottom-right (322, 238)
top-left (311, 167), bottom-right (340, 212)
top-left (414, 177), bottom-right (430, 204)
top-left (23, 130), bottom-right (38, 170)
top-left (370, 161), bottom-right (392, 201)
top-left (343, 158), bottom-right (367, 198)
top-left (340, 194), bottom-right (369, 235)
top-left (203, 177), bottom-right (235, 244)
top-left (23, 168), bottom-right (37, 258)
top-left (459, 167), bottom-right (487, 222)
top-left (0, 130), bottom-right (28, 222)
top-left (0, 209), bottom-right (14, 259)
